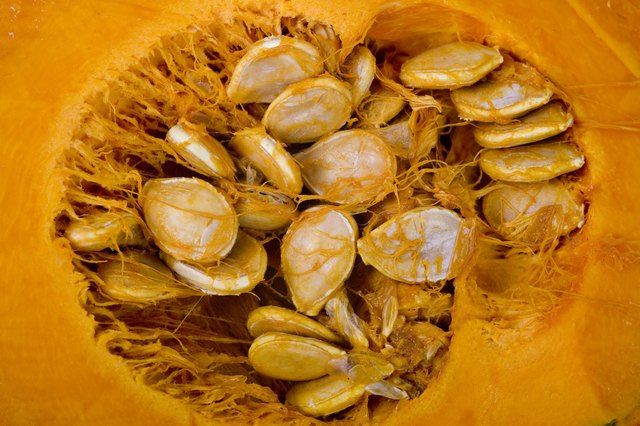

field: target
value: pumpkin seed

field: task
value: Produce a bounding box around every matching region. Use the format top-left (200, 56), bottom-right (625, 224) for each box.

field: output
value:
top-left (281, 206), bottom-right (357, 316)
top-left (294, 129), bottom-right (397, 205)
top-left (371, 119), bottom-right (413, 158)
top-left (262, 76), bottom-right (352, 144)
top-left (371, 112), bottom-right (443, 160)
top-left (365, 381), bottom-right (409, 400)
top-left (325, 290), bottom-right (369, 348)
top-left (473, 102), bottom-right (574, 148)
top-left (160, 231), bottom-right (266, 295)
top-left (400, 41), bottom-right (503, 89)
top-left (286, 370), bottom-right (403, 416)
top-left (165, 120), bottom-right (235, 179)
top-left (312, 24), bottom-right (341, 74)
top-left (358, 85), bottom-right (406, 128)
top-left (229, 127), bottom-right (303, 194)
top-left (97, 253), bottom-right (198, 303)
top-left (65, 211), bottom-right (145, 252)
top-left (398, 322), bottom-right (449, 363)
top-left (396, 283), bottom-right (452, 315)
top-left (327, 352), bottom-right (394, 384)
top-left (247, 306), bottom-right (343, 344)
top-left (381, 294), bottom-right (399, 338)
top-left (358, 207), bottom-right (476, 283)
top-left (286, 374), bottom-right (367, 417)
top-left (227, 36), bottom-right (323, 103)
top-left (343, 45), bottom-right (376, 106)
top-left (482, 180), bottom-right (584, 244)
top-left (234, 190), bottom-right (298, 231)
top-left (141, 178), bottom-right (237, 263)
top-left (479, 141), bottom-right (585, 182)
top-left (451, 79), bottom-right (553, 123)
top-left (248, 332), bottom-right (346, 381)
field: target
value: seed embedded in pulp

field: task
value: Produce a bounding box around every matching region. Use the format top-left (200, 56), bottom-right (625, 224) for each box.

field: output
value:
top-left (482, 180), bottom-right (585, 244)
top-left (451, 79), bottom-right (554, 123)
top-left (165, 120), bottom-right (235, 179)
top-left (358, 85), bottom-right (406, 128)
top-left (262, 75), bottom-right (352, 143)
top-left (478, 141), bottom-right (585, 182)
top-left (159, 231), bottom-right (266, 295)
top-left (343, 45), bottom-right (376, 106)
top-left (473, 102), bottom-right (574, 148)
top-left (400, 41), bottom-right (503, 89)
top-left (141, 177), bottom-right (238, 263)
top-left (281, 206), bottom-right (358, 316)
top-left (248, 332), bottom-right (346, 381)
top-left (65, 211), bottom-right (145, 252)
top-left (229, 127), bottom-right (303, 194)
top-left (371, 112), bottom-right (443, 160)
top-left (324, 290), bottom-right (369, 348)
top-left (286, 374), bottom-right (367, 417)
top-left (227, 36), bottom-right (323, 103)
top-left (234, 190), bottom-right (298, 231)
top-left (371, 119), bottom-right (413, 158)
top-left (247, 306), bottom-right (343, 344)
top-left (358, 207), bottom-right (476, 283)
top-left (327, 352), bottom-right (394, 384)
top-left (294, 129), bottom-right (397, 205)
top-left (97, 253), bottom-right (199, 303)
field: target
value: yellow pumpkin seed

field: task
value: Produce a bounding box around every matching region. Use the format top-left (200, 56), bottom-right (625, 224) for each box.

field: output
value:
top-left (312, 24), bottom-right (341, 74)
top-left (97, 253), bottom-right (198, 303)
top-left (370, 111), bottom-right (443, 160)
top-left (247, 306), bottom-right (343, 344)
top-left (227, 36), bottom-right (323, 103)
top-left (165, 120), bottom-right (235, 179)
top-left (381, 294), bottom-right (399, 338)
top-left (400, 41), bottom-right (503, 89)
top-left (343, 45), bottom-right (376, 106)
top-left (482, 180), bottom-right (584, 244)
top-left (65, 211), bottom-right (145, 252)
top-left (262, 76), bottom-right (352, 143)
top-left (396, 283), bottom-right (452, 316)
top-left (396, 322), bottom-right (449, 363)
top-left (159, 231), bottom-right (266, 295)
top-left (281, 206), bottom-right (358, 316)
top-left (358, 207), bottom-right (476, 283)
top-left (358, 85), bottom-right (406, 128)
top-left (479, 141), bottom-right (585, 182)
top-left (286, 374), bottom-right (366, 417)
top-left (234, 190), bottom-right (298, 231)
top-left (473, 102), bottom-right (574, 148)
top-left (141, 178), bottom-right (237, 263)
top-left (327, 352), bottom-right (394, 384)
top-left (324, 290), bottom-right (369, 348)
top-left (248, 332), bottom-right (346, 381)
top-left (229, 127), bottom-right (303, 194)
top-left (371, 119), bottom-right (413, 158)
top-left (451, 80), bottom-right (553, 123)
top-left (294, 129), bottom-right (397, 205)
top-left (365, 380), bottom-right (410, 400)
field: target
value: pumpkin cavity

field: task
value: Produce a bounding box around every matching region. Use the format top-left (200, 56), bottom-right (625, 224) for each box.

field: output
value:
top-left (53, 10), bottom-right (586, 423)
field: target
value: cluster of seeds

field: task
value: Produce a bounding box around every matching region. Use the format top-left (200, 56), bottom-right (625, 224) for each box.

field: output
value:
top-left (60, 26), bottom-right (585, 420)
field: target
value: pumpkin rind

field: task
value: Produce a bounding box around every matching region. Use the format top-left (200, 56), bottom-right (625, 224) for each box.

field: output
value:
top-left (1, 0), bottom-right (639, 425)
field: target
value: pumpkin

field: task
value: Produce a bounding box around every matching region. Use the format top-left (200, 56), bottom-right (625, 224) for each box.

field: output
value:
top-left (1, 0), bottom-right (640, 424)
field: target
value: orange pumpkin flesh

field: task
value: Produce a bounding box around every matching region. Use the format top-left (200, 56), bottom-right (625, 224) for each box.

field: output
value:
top-left (1, 0), bottom-right (640, 424)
